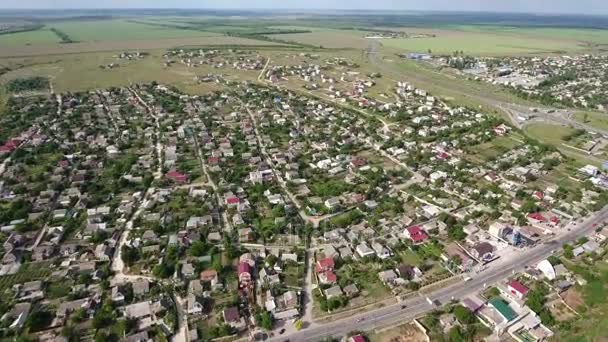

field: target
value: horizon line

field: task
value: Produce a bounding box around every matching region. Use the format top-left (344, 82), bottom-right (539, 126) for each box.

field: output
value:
top-left (0, 8), bottom-right (606, 16)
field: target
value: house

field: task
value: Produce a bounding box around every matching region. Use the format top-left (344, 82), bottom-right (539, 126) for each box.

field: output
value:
top-left (132, 279), bottom-right (150, 296)
top-left (185, 293), bottom-right (203, 315)
top-left (471, 242), bottom-right (495, 262)
top-left (4, 303), bottom-right (30, 330)
top-left (371, 241), bottom-right (391, 259)
top-left (238, 262), bottom-right (252, 284)
top-left (324, 197), bottom-right (341, 210)
top-left (111, 286), bottom-right (125, 303)
top-left (404, 226), bottom-right (429, 243)
top-left (315, 257), bottom-right (335, 273)
top-left (223, 307), bottom-right (245, 329)
top-left (488, 297), bottom-right (518, 322)
top-left (181, 263), bottom-right (195, 278)
top-left (324, 285), bottom-right (343, 299)
top-left (318, 271), bottom-right (337, 284)
top-left (355, 242), bottom-right (375, 258)
top-left (343, 284), bottom-right (359, 297)
top-left (378, 269), bottom-right (398, 285)
top-left (396, 264), bottom-right (415, 280)
top-left (166, 170), bottom-right (188, 184)
top-left (349, 336), bottom-right (366, 342)
top-left (507, 280), bottom-right (529, 300)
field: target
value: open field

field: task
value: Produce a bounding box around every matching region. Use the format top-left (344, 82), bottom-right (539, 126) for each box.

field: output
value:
top-left (452, 25), bottom-right (608, 45)
top-left (47, 19), bottom-right (220, 42)
top-left (380, 31), bottom-right (587, 55)
top-left (573, 111), bottom-right (608, 131)
top-left (524, 123), bottom-right (576, 146)
top-left (269, 30), bottom-right (371, 49)
top-left (0, 28), bottom-right (61, 46)
top-left (0, 36), bottom-right (285, 58)
top-left (367, 322), bottom-right (428, 342)
top-left (0, 50), bottom-right (236, 95)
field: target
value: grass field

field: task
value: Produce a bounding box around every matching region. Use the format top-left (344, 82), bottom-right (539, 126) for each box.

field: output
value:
top-left (0, 29), bottom-right (61, 46)
top-left (381, 31), bottom-right (586, 55)
top-left (48, 20), bottom-right (219, 42)
top-left (0, 50), bottom-right (236, 95)
top-left (453, 25), bottom-right (608, 45)
top-left (524, 123), bottom-right (576, 145)
top-left (270, 30), bottom-right (371, 49)
top-left (573, 111), bottom-right (608, 131)
top-left (0, 36), bottom-right (284, 58)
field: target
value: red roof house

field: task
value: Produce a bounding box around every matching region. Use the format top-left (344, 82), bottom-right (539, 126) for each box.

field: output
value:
top-left (527, 213), bottom-right (547, 223)
top-left (166, 170), bottom-right (188, 184)
top-left (315, 257), bottom-right (335, 273)
top-left (404, 226), bottom-right (429, 243)
top-left (533, 191), bottom-right (545, 200)
top-left (318, 270), bottom-right (337, 284)
top-left (238, 262), bottom-right (251, 284)
top-left (225, 196), bottom-right (240, 205)
top-left (507, 280), bottom-right (529, 299)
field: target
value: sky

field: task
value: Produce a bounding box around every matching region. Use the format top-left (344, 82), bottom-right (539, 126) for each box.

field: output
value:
top-left (1, 0), bottom-right (607, 15)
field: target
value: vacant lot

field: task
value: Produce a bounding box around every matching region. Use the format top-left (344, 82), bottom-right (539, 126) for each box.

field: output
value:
top-left (573, 111), bottom-right (608, 131)
top-left (368, 322), bottom-right (428, 342)
top-left (48, 19), bottom-right (219, 42)
top-left (0, 29), bottom-right (61, 46)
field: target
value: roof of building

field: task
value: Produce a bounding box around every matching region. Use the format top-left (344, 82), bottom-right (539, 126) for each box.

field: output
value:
top-left (508, 280), bottom-right (529, 295)
top-left (489, 297), bottom-right (517, 321)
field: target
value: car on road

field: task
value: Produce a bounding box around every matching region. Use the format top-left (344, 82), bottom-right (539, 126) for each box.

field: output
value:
top-left (279, 329), bottom-right (285, 335)
top-left (401, 305), bottom-right (407, 309)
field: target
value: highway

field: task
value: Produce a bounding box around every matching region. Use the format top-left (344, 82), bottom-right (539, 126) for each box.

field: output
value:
top-left (274, 205), bottom-right (608, 342)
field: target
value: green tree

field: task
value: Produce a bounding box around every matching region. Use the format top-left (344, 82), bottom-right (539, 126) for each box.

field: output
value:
top-left (256, 311), bottom-right (274, 330)
top-left (453, 305), bottom-right (475, 324)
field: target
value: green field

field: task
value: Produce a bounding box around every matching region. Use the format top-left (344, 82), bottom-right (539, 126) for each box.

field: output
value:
top-left (47, 20), bottom-right (219, 42)
top-left (453, 25), bottom-right (608, 45)
top-left (0, 29), bottom-right (61, 46)
top-left (381, 31), bottom-right (585, 55)
top-left (524, 123), bottom-right (576, 145)
top-left (574, 111), bottom-right (608, 131)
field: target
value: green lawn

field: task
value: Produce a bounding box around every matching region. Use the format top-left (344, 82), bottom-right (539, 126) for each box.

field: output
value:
top-left (48, 20), bottom-right (219, 42)
top-left (0, 29), bottom-right (61, 46)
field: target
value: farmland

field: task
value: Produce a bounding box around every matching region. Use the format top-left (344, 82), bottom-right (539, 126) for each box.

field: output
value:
top-left (380, 30), bottom-right (588, 55)
top-left (47, 19), bottom-right (220, 42)
top-left (269, 29), bottom-right (371, 49)
top-left (0, 28), bottom-right (61, 46)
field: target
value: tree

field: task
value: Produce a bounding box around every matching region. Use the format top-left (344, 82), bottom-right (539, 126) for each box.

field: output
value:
top-left (256, 311), bottom-right (274, 330)
top-left (92, 302), bottom-right (117, 329)
top-left (453, 305), bottom-right (475, 324)
top-left (26, 309), bottom-right (53, 331)
top-left (121, 246), bottom-right (140, 266)
top-left (448, 326), bottom-right (466, 342)
top-left (294, 319), bottom-right (303, 330)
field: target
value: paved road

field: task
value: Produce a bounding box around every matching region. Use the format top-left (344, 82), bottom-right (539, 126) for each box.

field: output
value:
top-left (274, 206), bottom-right (608, 341)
